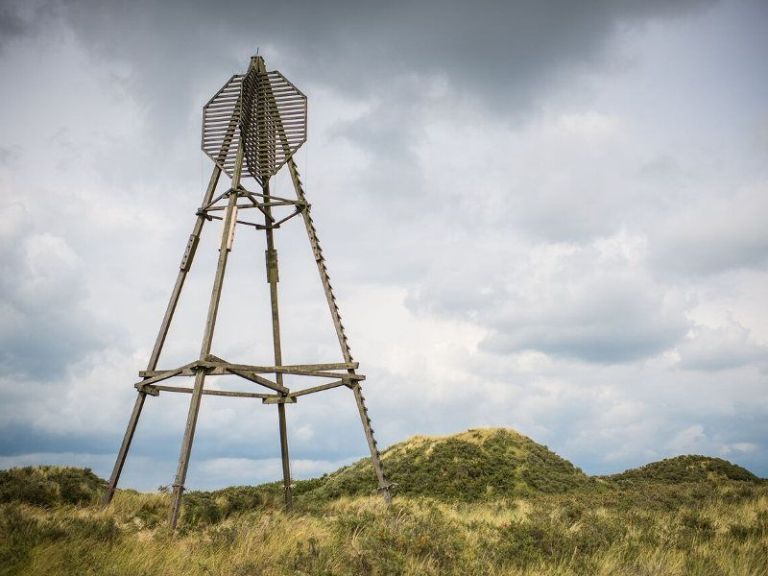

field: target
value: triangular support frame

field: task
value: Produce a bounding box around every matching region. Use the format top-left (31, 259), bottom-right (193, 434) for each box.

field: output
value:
top-left (101, 57), bottom-right (391, 528)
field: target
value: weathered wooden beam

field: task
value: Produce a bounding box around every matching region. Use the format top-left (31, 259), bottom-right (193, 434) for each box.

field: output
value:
top-left (226, 367), bottom-right (288, 394)
top-left (200, 189), bottom-right (231, 211)
top-left (272, 208), bottom-right (303, 227)
top-left (257, 60), bottom-right (293, 512)
top-left (140, 367), bottom-right (213, 377)
top-left (103, 160), bottom-right (228, 506)
top-left (139, 361), bottom-right (360, 378)
top-left (277, 369), bottom-right (364, 380)
top-left (204, 200), bottom-right (296, 213)
top-left (237, 186), bottom-right (301, 206)
top-left (204, 202), bottom-right (263, 211)
top-left (102, 391), bottom-right (146, 505)
top-left (239, 190), bottom-right (275, 223)
top-left (289, 379), bottom-right (347, 398)
top-left (201, 213), bottom-right (264, 229)
top-left (215, 364), bottom-right (363, 379)
top-left (262, 396), bottom-right (297, 404)
top-left (134, 382), bottom-right (160, 396)
top-left (141, 384), bottom-right (277, 400)
top-left (170, 142), bottom-right (246, 530)
top-left (280, 362), bottom-right (359, 371)
top-left (132, 364), bottom-right (191, 387)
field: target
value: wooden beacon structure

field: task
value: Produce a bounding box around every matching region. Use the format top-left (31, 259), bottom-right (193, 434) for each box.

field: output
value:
top-left (102, 56), bottom-right (391, 527)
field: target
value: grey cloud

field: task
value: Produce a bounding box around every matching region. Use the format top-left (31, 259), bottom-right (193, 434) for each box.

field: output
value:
top-left (0, 206), bottom-right (117, 379)
top-left (677, 322), bottom-right (768, 372)
top-left (649, 184), bottom-right (768, 276)
top-left (0, 4), bottom-right (26, 52)
top-left (484, 324), bottom-right (679, 364)
top-left (0, 145), bottom-right (16, 166)
top-left (408, 239), bottom-right (689, 364)
top-left (0, 1), bottom-right (62, 53)
top-left (3, 0), bottom-right (767, 489)
top-left (570, 413), bottom-right (768, 478)
top-left (0, 424), bottom-right (114, 456)
top-left (637, 155), bottom-right (685, 182)
top-left (54, 0), bottom-right (713, 133)
top-left (480, 281), bottom-right (688, 363)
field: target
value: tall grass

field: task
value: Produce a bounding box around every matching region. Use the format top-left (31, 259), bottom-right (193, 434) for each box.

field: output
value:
top-left (2, 477), bottom-right (766, 576)
top-left (2, 433), bottom-right (764, 575)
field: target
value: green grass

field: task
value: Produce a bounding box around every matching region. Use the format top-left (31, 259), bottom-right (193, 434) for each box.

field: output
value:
top-left (303, 428), bottom-right (592, 502)
top-left (605, 455), bottom-right (759, 484)
top-left (2, 481), bottom-right (766, 575)
top-left (0, 465), bottom-right (105, 507)
top-left (1, 428), bottom-right (766, 575)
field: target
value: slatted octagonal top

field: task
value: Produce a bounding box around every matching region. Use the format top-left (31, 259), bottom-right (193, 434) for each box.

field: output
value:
top-left (202, 68), bottom-right (307, 183)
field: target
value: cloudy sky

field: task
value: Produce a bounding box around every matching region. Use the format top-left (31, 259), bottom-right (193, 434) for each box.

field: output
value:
top-left (1, 0), bottom-right (767, 491)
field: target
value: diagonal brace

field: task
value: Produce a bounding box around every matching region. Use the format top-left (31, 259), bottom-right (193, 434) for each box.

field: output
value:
top-left (226, 367), bottom-right (288, 394)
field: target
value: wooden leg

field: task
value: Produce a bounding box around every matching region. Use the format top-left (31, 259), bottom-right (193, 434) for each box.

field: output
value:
top-left (169, 369), bottom-right (207, 528)
top-left (168, 149), bottom-right (243, 528)
top-left (353, 383), bottom-right (391, 502)
top-left (147, 165), bottom-right (222, 371)
top-left (263, 178), bottom-right (293, 510)
top-left (103, 166), bottom-right (223, 508)
top-left (102, 391), bottom-right (146, 505)
top-left (277, 402), bottom-right (292, 509)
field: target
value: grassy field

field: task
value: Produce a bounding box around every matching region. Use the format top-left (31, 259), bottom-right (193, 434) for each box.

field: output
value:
top-left (1, 429), bottom-right (766, 576)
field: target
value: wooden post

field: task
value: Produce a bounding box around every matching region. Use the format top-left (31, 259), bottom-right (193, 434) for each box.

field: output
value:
top-left (169, 144), bottom-right (245, 528)
top-left (101, 391), bottom-right (145, 504)
top-left (148, 164), bottom-right (224, 371)
top-left (250, 54), bottom-right (294, 510)
top-left (102, 164), bottom-right (224, 505)
top-left (262, 178), bottom-right (293, 510)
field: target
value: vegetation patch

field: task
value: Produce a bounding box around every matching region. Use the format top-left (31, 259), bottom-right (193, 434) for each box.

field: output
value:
top-left (1, 429), bottom-right (765, 575)
top-left (605, 455), bottom-right (759, 484)
top-left (0, 466), bottom-right (105, 507)
top-left (305, 428), bottom-right (592, 502)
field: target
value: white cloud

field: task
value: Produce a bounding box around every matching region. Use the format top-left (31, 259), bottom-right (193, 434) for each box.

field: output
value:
top-left (676, 320), bottom-right (768, 371)
top-left (408, 232), bottom-right (689, 363)
top-left (667, 424), bottom-right (707, 452)
top-left (649, 182), bottom-right (768, 276)
top-left (1, 0), bottom-right (767, 488)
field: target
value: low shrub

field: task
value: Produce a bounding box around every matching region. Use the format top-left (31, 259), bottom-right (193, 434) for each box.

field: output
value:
top-left (0, 466), bottom-right (105, 507)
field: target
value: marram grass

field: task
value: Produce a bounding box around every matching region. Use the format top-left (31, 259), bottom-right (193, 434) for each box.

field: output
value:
top-left (1, 429), bottom-right (766, 575)
top-left (2, 484), bottom-right (767, 576)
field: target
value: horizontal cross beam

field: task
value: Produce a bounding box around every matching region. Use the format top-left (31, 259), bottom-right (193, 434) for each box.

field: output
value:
top-left (139, 361), bottom-right (362, 379)
top-left (204, 200), bottom-right (298, 211)
top-left (134, 383), bottom-right (295, 402)
top-left (236, 186), bottom-right (302, 206)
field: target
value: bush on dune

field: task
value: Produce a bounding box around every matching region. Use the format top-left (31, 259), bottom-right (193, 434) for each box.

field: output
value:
top-left (0, 466), bottom-right (105, 507)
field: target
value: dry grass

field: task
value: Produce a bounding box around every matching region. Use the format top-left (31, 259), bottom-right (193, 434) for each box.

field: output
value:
top-left (3, 479), bottom-right (767, 576)
top-left (2, 443), bottom-right (766, 576)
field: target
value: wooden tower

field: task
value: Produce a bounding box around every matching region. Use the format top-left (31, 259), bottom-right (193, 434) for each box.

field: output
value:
top-left (102, 56), bottom-right (391, 527)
